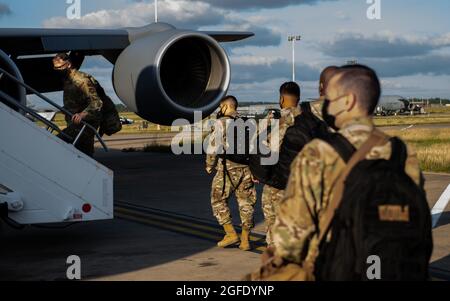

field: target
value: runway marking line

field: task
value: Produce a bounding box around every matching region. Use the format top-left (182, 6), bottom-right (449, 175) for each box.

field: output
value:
top-left (432, 184), bottom-right (450, 228)
top-left (116, 201), bottom-right (267, 241)
top-left (115, 204), bottom-right (266, 253)
top-left (115, 210), bottom-right (266, 254)
top-left (115, 210), bottom-right (221, 241)
top-left (116, 207), bottom-right (228, 236)
top-left (117, 202), bottom-right (232, 227)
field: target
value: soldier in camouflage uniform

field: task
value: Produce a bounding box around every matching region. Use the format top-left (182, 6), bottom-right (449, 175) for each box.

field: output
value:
top-left (262, 82), bottom-right (301, 246)
top-left (206, 96), bottom-right (257, 251)
top-left (310, 66), bottom-right (339, 120)
top-left (256, 65), bottom-right (423, 280)
top-left (53, 53), bottom-right (103, 157)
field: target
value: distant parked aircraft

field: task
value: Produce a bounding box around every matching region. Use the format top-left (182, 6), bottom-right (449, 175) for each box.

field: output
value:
top-left (375, 95), bottom-right (425, 116)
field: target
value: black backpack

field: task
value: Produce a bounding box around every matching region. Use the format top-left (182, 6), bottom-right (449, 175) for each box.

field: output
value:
top-left (250, 103), bottom-right (329, 189)
top-left (315, 133), bottom-right (433, 281)
top-left (219, 115), bottom-right (251, 165)
top-left (88, 75), bottom-right (122, 136)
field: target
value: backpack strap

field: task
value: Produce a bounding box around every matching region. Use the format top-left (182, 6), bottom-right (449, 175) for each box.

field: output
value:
top-left (300, 102), bottom-right (312, 114)
top-left (389, 137), bottom-right (408, 171)
top-left (87, 74), bottom-right (107, 98)
top-left (318, 128), bottom-right (390, 243)
top-left (321, 133), bottom-right (356, 163)
top-left (219, 115), bottom-right (244, 193)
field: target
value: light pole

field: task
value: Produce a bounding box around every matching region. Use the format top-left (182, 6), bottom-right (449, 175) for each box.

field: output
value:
top-left (288, 35), bottom-right (301, 82)
top-left (155, 0), bottom-right (158, 23)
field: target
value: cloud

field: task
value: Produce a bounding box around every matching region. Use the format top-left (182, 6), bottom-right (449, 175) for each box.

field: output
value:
top-left (205, 0), bottom-right (336, 10)
top-left (380, 79), bottom-right (404, 90)
top-left (317, 31), bottom-right (450, 80)
top-left (240, 26), bottom-right (280, 47)
top-left (230, 55), bottom-right (320, 83)
top-left (44, 1), bottom-right (224, 29)
top-left (335, 10), bottom-right (350, 21)
top-left (0, 3), bottom-right (11, 17)
top-left (43, 0), bottom-right (281, 47)
top-left (219, 14), bottom-right (281, 47)
top-left (365, 55), bottom-right (450, 78)
top-left (319, 32), bottom-right (450, 58)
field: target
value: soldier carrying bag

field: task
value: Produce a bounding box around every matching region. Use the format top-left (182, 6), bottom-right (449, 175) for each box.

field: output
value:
top-left (88, 75), bottom-right (122, 136)
top-left (217, 115), bottom-right (251, 194)
top-left (268, 103), bottom-right (328, 189)
top-left (218, 115), bottom-right (251, 166)
top-left (247, 129), bottom-right (432, 281)
top-left (249, 102), bottom-right (328, 189)
top-left (314, 129), bottom-right (433, 281)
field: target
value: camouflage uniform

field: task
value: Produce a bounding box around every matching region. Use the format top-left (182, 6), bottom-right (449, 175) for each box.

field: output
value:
top-left (310, 99), bottom-right (324, 121)
top-left (271, 117), bottom-right (423, 271)
top-left (58, 69), bottom-right (103, 157)
top-left (262, 106), bottom-right (301, 245)
top-left (207, 112), bottom-right (257, 229)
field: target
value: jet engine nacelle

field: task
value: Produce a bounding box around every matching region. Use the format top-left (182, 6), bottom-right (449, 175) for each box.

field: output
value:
top-left (113, 26), bottom-right (230, 125)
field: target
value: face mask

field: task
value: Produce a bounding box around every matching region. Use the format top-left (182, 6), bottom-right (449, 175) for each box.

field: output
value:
top-left (322, 98), bottom-right (339, 131)
top-left (56, 68), bottom-right (70, 76)
top-left (216, 107), bottom-right (225, 118)
top-left (54, 60), bottom-right (70, 75)
top-left (55, 69), bottom-right (71, 80)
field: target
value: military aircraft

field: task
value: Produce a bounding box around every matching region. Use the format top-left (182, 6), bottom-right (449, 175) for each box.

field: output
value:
top-left (0, 22), bottom-right (253, 125)
top-left (375, 95), bottom-right (424, 116)
top-left (0, 23), bottom-right (253, 227)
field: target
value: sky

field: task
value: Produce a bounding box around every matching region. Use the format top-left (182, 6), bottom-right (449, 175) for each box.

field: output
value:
top-left (1, 0), bottom-right (450, 106)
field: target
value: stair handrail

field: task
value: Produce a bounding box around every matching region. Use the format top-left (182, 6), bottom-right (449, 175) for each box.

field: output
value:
top-left (0, 89), bottom-right (73, 141)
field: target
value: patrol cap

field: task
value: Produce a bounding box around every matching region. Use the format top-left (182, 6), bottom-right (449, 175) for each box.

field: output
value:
top-left (53, 53), bottom-right (71, 70)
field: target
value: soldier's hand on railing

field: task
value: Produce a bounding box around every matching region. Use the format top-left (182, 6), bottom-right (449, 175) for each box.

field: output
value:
top-left (206, 166), bottom-right (214, 174)
top-left (251, 174), bottom-right (260, 184)
top-left (72, 112), bottom-right (88, 125)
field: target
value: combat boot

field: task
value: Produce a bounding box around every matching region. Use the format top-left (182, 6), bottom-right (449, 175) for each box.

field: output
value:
top-left (217, 224), bottom-right (240, 247)
top-left (239, 227), bottom-right (252, 251)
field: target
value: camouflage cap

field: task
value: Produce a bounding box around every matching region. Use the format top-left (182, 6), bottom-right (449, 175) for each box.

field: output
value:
top-left (53, 53), bottom-right (71, 70)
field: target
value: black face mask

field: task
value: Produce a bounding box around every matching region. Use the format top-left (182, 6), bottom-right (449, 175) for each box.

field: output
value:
top-left (54, 60), bottom-right (71, 74)
top-left (216, 107), bottom-right (225, 119)
top-left (54, 67), bottom-right (70, 78)
top-left (322, 99), bottom-right (339, 131)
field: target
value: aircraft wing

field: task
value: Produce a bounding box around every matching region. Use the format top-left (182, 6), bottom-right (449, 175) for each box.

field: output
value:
top-left (0, 28), bottom-right (130, 55)
top-left (0, 28), bottom-right (253, 56)
top-left (0, 25), bottom-right (253, 94)
top-left (201, 31), bottom-right (254, 43)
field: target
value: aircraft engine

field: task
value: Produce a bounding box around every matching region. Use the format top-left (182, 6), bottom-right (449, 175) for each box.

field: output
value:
top-left (113, 29), bottom-right (230, 125)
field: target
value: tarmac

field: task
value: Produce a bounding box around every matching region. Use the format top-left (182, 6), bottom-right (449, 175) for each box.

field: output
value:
top-left (0, 135), bottom-right (449, 281)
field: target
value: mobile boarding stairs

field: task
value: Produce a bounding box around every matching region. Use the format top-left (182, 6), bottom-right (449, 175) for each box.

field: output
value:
top-left (0, 55), bottom-right (113, 227)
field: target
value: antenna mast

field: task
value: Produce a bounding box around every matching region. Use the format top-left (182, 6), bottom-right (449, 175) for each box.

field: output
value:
top-left (155, 0), bottom-right (158, 23)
